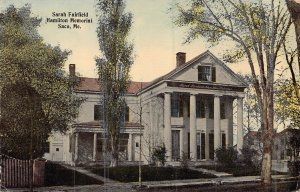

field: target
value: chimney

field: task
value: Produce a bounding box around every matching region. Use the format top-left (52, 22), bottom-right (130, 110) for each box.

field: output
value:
top-left (176, 52), bottom-right (186, 67)
top-left (69, 64), bottom-right (75, 76)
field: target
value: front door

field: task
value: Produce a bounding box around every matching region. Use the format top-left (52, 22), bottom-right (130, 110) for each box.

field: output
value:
top-left (172, 130), bottom-right (180, 160)
top-left (52, 144), bottom-right (63, 161)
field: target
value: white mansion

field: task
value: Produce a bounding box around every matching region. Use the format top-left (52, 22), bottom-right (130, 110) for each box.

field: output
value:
top-left (44, 51), bottom-right (247, 164)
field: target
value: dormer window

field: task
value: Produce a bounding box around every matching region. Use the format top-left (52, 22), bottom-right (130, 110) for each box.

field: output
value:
top-left (198, 66), bottom-right (216, 82)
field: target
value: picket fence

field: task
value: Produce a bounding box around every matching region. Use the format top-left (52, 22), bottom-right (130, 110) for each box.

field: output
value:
top-left (0, 156), bottom-right (45, 188)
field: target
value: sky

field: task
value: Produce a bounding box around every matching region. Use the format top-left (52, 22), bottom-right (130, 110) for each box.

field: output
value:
top-left (0, 0), bottom-right (278, 82)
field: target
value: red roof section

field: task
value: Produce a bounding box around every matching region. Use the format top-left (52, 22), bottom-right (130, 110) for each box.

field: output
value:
top-left (76, 77), bottom-right (150, 94)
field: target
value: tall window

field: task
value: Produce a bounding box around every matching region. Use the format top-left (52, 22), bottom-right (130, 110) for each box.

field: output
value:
top-left (220, 103), bottom-right (226, 119)
top-left (196, 97), bottom-right (205, 118)
top-left (125, 105), bottom-right (129, 122)
top-left (171, 94), bottom-right (184, 117)
top-left (198, 66), bottom-right (216, 82)
top-left (94, 105), bottom-right (103, 121)
top-left (208, 101), bottom-right (214, 119)
top-left (222, 133), bottom-right (226, 147)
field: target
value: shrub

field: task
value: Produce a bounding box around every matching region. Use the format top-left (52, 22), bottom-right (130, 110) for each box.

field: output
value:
top-left (151, 144), bottom-right (167, 166)
top-left (180, 151), bottom-right (190, 169)
top-left (240, 146), bottom-right (259, 167)
top-left (288, 160), bottom-right (300, 176)
top-left (215, 146), bottom-right (238, 166)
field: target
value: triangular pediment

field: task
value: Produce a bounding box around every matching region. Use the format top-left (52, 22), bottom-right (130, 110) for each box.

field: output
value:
top-left (168, 51), bottom-right (246, 86)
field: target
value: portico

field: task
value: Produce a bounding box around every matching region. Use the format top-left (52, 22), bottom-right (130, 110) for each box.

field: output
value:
top-left (160, 86), bottom-right (244, 161)
top-left (72, 121), bottom-right (143, 163)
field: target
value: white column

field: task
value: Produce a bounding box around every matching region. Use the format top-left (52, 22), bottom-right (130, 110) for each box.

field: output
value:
top-left (164, 92), bottom-right (172, 161)
top-left (189, 94), bottom-right (197, 160)
top-left (128, 133), bottom-right (133, 161)
top-left (214, 95), bottom-right (221, 152)
top-left (180, 129), bottom-right (184, 159)
top-left (74, 133), bottom-right (79, 161)
top-left (237, 97), bottom-right (244, 151)
top-left (93, 133), bottom-right (97, 161)
top-left (150, 99), bottom-right (154, 150)
top-left (205, 101), bottom-right (210, 159)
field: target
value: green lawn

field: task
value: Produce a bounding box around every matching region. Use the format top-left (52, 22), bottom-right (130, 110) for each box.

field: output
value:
top-left (45, 162), bottom-right (103, 186)
top-left (90, 165), bottom-right (216, 182)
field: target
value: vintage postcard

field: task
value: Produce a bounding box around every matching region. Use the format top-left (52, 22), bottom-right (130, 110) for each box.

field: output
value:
top-left (0, 0), bottom-right (299, 191)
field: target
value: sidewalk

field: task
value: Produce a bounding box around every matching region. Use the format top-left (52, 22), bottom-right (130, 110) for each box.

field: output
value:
top-left (131, 175), bottom-right (294, 190)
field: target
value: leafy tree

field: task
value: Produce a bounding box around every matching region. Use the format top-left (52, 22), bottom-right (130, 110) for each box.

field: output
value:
top-left (173, 0), bottom-right (292, 184)
top-left (96, 0), bottom-right (134, 167)
top-left (0, 5), bottom-right (83, 158)
top-left (275, 79), bottom-right (300, 128)
top-left (0, 83), bottom-right (47, 159)
top-left (285, 0), bottom-right (300, 103)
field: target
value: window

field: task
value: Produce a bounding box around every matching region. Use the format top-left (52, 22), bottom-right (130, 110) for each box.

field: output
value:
top-left (197, 133), bottom-right (201, 159)
top-left (171, 94), bottom-right (179, 117)
top-left (201, 133), bottom-right (205, 159)
top-left (56, 148), bottom-right (59, 152)
top-left (125, 105), bottom-right (129, 122)
top-left (171, 94), bottom-right (185, 117)
top-left (220, 103), bottom-right (226, 119)
top-left (209, 101), bottom-right (214, 119)
top-left (196, 97), bottom-right (205, 118)
top-left (222, 133), bottom-right (226, 147)
top-left (198, 66), bottom-right (216, 82)
top-left (94, 105), bottom-right (103, 121)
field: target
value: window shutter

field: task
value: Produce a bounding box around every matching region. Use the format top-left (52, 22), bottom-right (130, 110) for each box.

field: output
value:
top-left (212, 67), bottom-right (216, 82)
top-left (198, 66), bottom-right (202, 81)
